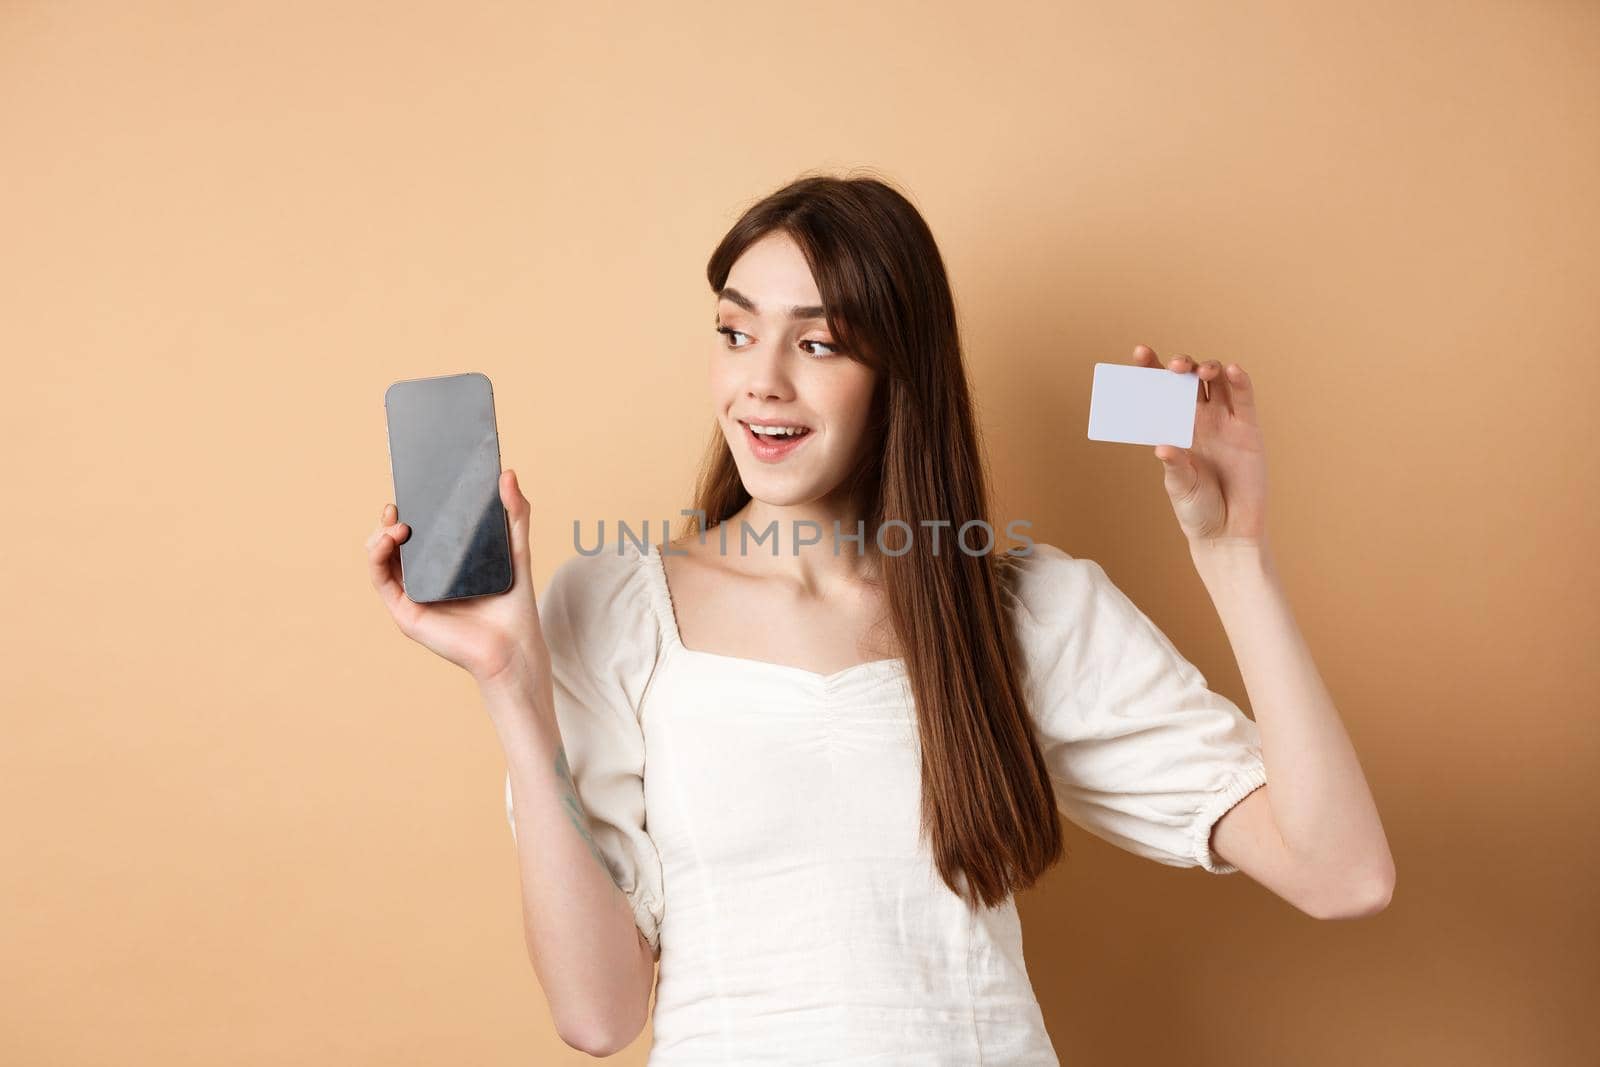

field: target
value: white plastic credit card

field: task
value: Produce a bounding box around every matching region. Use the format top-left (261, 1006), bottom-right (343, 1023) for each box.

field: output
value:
top-left (1086, 362), bottom-right (1199, 448)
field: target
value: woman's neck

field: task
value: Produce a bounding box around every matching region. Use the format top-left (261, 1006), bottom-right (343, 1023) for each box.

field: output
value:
top-left (696, 497), bottom-right (886, 587)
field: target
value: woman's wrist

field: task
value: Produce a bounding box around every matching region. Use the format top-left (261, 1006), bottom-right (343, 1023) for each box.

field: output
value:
top-left (478, 663), bottom-right (558, 747)
top-left (474, 637), bottom-right (550, 695)
top-left (1188, 535), bottom-right (1275, 574)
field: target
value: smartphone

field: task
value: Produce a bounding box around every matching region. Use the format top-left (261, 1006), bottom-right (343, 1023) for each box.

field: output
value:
top-left (383, 372), bottom-right (514, 603)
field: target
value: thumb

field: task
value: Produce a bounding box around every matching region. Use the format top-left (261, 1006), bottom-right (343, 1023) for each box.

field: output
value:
top-left (1154, 445), bottom-right (1191, 469)
top-left (1154, 446), bottom-right (1201, 497)
top-left (501, 469), bottom-right (532, 576)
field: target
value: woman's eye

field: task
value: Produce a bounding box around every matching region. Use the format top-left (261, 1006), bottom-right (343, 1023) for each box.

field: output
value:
top-left (717, 323), bottom-right (838, 358)
top-left (716, 325), bottom-right (751, 348)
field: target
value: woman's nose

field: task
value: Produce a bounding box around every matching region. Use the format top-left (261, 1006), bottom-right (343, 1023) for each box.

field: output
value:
top-left (741, 342), bottom-right (795, 401)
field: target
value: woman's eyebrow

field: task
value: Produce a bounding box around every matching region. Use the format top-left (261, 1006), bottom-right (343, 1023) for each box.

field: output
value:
top-left (718, 287), bottom-right (826, 321)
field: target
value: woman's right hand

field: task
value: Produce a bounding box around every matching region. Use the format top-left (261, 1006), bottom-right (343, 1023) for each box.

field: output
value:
top-left (365, 468), bottom-right (551, 691)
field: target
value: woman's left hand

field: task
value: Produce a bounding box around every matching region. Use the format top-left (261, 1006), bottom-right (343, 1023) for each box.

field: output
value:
top-left (1133, 344), bottom-right (1269, 551)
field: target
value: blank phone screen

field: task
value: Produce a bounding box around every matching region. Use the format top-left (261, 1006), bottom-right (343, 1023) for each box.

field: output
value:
top-left (383, 372), bottom-right (513, 603)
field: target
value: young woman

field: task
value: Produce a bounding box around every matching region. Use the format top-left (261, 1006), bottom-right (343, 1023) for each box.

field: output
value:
top-left (365, 173), bottom-right (1394, 1062)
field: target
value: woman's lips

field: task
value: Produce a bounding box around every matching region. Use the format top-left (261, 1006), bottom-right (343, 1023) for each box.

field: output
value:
top-left (741, 421), bottom-right (813, 463)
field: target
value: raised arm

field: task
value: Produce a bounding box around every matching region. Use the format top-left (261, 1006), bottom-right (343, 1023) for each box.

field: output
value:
top-left (365, 472), bottom-right (656, 1055)
top-left (486, 671), bottom-right (656, 1056)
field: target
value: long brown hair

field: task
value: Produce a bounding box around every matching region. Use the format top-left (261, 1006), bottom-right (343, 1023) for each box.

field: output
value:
top-left (687, 169), bottom-right (1065, 910)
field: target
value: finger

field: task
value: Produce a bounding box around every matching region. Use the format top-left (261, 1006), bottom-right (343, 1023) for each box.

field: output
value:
top-left (1224, 362), bottom-right (1255, 417)
top-left (1197, 359), bottom-right (1225, 406)
top-left (1132, 343), bottom-right (1161, 368)
top-left (368, 526), bottom-right (407, 610)
top-left (1154, 444), bottom-right (1193, 468)
top-left (365, 517), bottom-right (409, 554)
top-left (501, 469), bottom-right (532, 581)
top-left (1168, 352), bottom-right (1204, 403)
top-left (1154, 445), bottom-right (1201, 495)
top-left (365, 504), bottom-right (397, 552)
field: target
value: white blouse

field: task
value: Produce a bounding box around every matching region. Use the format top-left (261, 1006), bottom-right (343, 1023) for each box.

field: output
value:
top-left (506, 539), bottom-right (1267, 1064)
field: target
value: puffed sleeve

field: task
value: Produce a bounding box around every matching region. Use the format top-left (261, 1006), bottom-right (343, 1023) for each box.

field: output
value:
top-left (503, 541), bottom-right (667, 955)
top-left (1003, 542), bottom-right (1268, 874)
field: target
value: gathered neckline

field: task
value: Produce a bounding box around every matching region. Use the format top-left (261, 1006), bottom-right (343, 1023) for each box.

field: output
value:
top-left (634, 540), bottom-right (908, 687)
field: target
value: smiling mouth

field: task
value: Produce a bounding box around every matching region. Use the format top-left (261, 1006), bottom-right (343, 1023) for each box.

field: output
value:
top-left (739, 419), bottom-right (814, 460)
top-left (739, 419), bottom-right (814, 440)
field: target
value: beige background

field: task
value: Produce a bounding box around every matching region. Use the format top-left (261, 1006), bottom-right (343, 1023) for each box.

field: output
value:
top-left (3, 1), bottom-right (1595, 1063)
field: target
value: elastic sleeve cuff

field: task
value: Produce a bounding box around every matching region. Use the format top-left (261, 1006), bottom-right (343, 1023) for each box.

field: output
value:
top-left (504, 771), bottom-right (517, 842)
top-left (1190, 755), bottom-right (1268, 874)
top-left (628, 889), bottom-right (663, 959)
top-left (506, 772), bottom-right (663, 958)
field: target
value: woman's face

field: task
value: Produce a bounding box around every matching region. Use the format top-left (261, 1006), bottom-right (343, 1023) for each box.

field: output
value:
top-left (711, 231), bottom-right (879, 510)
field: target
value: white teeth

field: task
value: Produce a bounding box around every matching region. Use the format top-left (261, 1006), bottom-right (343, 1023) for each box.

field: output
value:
top-left (748, 423), bottom-right (809, 437)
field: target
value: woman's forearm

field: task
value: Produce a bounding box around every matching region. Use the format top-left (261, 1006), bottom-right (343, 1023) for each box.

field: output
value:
top-left (1190, 540), bottom-right (1395, 907)
top-left (485, 674), bottom-right (655, 1056)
